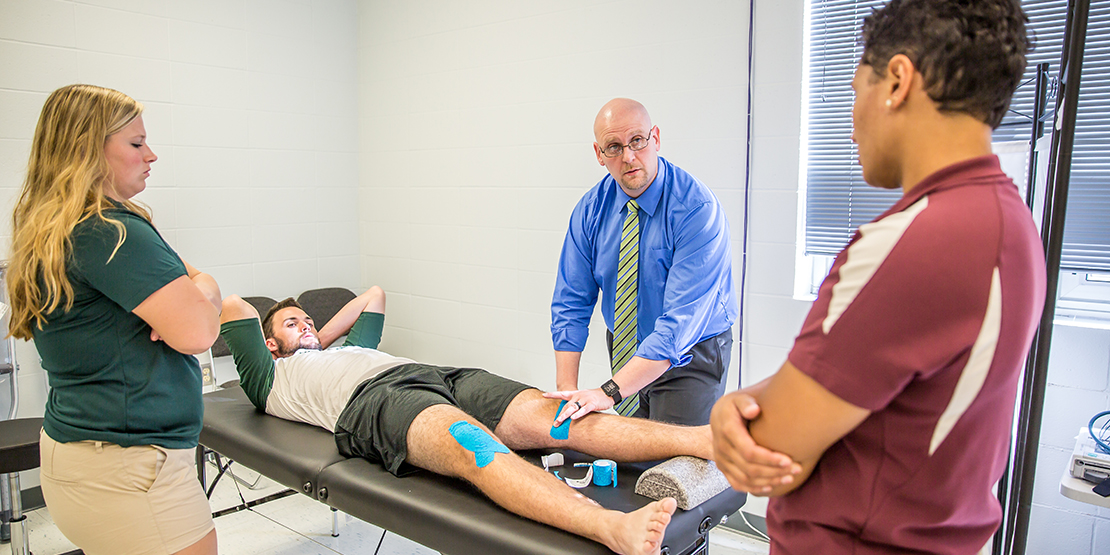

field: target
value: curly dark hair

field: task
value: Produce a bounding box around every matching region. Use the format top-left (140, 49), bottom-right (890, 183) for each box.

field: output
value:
top-left (261, 297), bottom-right (305, 339)
top-left (860, 0), bottom-right (1031, 128)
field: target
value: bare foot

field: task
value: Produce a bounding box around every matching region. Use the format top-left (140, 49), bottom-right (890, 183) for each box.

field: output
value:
top-left (604, 498), bottom-right (677, 555)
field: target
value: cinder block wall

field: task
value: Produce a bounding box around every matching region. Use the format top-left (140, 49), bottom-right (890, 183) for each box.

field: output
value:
top-left (355, 1), bottom-right (751, 395)
top-left (1028, 325), bottom-right (1110, 553)
top-left (0, 0), bottom-right (361, 442)
top-left (0, 0), bottom-right (361, 301)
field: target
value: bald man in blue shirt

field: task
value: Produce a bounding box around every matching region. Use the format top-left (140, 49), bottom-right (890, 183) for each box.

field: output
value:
top-left (548, 98), bottom-right (738, 427)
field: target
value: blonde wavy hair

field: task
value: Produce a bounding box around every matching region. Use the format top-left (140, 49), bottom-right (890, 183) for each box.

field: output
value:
top-left (6, 84), bottom-right (152, 339)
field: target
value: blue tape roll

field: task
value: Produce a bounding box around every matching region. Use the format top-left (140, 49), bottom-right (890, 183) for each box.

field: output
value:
top-left (593, 459), bottom-right (617, 487)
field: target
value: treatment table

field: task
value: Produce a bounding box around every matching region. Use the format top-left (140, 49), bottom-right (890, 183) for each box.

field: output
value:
top-left (198, 386), bottom-right (746, 555)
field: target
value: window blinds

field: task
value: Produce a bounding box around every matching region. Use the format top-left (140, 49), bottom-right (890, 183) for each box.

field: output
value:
top-left (804, 0), bottom-right (896, 255)
top-left (803, 0), bottom-right (1110, 272)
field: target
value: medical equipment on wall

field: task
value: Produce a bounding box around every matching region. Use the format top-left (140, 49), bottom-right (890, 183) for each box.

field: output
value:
top-left (1071, 411), bottom-right (1110, 491)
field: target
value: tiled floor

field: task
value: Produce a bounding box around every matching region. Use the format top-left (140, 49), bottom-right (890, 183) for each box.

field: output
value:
top-left (2, 461), bottom-right (770, 555)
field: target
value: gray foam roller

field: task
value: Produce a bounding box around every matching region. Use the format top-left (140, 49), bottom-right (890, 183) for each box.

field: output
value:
top-left (634, 456), bottom-right (731, 510)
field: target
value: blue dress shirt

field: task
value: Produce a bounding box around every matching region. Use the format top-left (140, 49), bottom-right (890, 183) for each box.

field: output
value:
top-left (551, 157), bottom-right (738, 368)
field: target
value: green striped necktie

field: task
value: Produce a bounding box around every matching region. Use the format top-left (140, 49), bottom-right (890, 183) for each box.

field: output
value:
top-left (611, 199), bottom-right (641, 416)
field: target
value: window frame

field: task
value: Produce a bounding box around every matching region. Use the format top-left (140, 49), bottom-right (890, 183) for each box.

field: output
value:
top-left (797, 0), bottom-right (1110, 322)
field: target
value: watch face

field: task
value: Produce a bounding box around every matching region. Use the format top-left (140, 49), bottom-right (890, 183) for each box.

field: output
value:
top-left (602, 380), bottom-right (621, 403)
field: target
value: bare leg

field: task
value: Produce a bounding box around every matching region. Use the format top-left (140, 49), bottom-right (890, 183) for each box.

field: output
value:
top-left (493, 390), bottom-right (714, 460)
top-left (172, 529), bottom-right (217, 555)
top-left (406, 404), bottom-right (676, 555)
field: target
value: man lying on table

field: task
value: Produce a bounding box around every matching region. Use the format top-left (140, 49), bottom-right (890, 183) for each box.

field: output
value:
top-left (219, 287), bottom-right (714, 555)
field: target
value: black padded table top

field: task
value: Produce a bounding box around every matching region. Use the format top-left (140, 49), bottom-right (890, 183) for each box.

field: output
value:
top-left (201, 388), bottom-right (345, 498)
top-left (201, 387), bottom-right (745, 555)
top-left (318, 449), bottom-right (744, 555)
top-left (0, 417), bottom-right (44, 474)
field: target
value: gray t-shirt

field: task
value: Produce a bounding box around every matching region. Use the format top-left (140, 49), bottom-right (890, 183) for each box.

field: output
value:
top-left (220, 312), bottom-right (410, 431)
top-left (268, 346), bottom-right (414, 431)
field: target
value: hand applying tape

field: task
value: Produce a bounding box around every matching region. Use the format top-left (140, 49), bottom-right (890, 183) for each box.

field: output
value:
top-left (544, 388), bottom-right (613, 424)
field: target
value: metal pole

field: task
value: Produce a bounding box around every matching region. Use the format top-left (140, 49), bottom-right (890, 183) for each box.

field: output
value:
top-left (0, 262), bottom-right (17, 422)
top-left (0, 475), bottom-right (9, 542)
top-left (6, 472), bottom-right (27, 555)
top-left (1006, 1), bottom-right (1090, 553)
top-left (996, 61), bottom-right (1053, 555)
top-left (4, 337), bottom-right (18, 421)
top-left (994, 61), bottom-right (1053, 555)
top-left (1025, 63), bottom-right (1052, 212)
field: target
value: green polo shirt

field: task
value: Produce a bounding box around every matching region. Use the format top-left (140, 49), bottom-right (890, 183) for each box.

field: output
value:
top-left (35, 208), bottom-right (202, 449)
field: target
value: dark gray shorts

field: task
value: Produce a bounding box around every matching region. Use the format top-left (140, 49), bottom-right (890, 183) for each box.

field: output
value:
top-left (333, 363), bottom-right (533, 476)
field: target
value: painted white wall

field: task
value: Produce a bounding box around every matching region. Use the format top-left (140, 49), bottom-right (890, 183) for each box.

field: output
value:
top-left (356, 0), bottom-right (752, 396)
top-left (743, 0), bottom-right (811, 385)
top-left (727, 0), bottom-right (810, 519)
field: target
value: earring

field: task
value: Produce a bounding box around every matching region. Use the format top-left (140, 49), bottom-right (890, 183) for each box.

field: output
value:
top-left (885, 99), bottom-right (893, 108)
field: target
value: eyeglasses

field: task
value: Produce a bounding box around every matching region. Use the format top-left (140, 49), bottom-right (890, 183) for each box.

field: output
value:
top-left (599, 127), bottom-right (657, 158)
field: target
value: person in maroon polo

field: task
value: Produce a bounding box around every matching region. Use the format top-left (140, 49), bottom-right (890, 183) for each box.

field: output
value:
top-left (711, 1), bottom-right (1044, 554)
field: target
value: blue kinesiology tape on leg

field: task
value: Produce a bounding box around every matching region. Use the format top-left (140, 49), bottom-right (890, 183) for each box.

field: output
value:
top-left (449, 421), bottom-right (509, 468)
top-left (550, 400), bottom-right (571, 440)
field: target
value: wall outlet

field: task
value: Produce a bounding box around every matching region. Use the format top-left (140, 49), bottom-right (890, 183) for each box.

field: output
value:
top-left (201, 363), bottom-right (214, 387)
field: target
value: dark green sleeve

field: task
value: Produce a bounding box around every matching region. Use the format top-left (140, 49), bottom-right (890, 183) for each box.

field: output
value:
top-left (70, 211), bottom-right (186, 312)
top-left (220, 318), bottom-right (275, 411)
top-left (342, 312), bottom-right (384, 349)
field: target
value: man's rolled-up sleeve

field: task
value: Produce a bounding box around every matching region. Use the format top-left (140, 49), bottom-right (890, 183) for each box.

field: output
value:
top-left (220, 319), bottom-right (276, 411)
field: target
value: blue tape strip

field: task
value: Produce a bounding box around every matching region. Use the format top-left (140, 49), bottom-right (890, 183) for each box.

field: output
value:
top-left (449, 421), bottom-right (509, 468)
top-left (550, 400), bottom-right (571, 440)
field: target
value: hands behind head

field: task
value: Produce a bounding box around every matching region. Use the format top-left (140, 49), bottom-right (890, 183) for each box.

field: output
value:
top-left (710, 391), bottom-right (802, 495)
top-left (544, 388), bottom-right (614, 426)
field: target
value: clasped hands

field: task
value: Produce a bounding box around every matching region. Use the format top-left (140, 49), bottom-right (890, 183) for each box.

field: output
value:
top-left (710, 390), bottom-right (802, 495)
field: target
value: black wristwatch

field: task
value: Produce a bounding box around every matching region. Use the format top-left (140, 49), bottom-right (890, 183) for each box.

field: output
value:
top-left (601, 379), bottom-right (622, 405)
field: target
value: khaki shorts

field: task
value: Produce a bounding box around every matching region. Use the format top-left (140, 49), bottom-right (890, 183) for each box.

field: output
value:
top-left (39, 431), bottom-right (214, 555)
